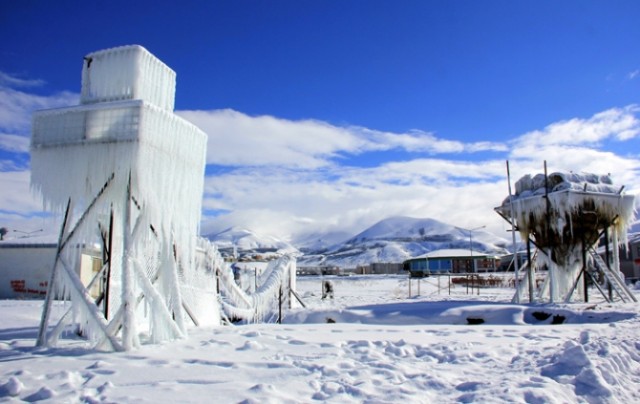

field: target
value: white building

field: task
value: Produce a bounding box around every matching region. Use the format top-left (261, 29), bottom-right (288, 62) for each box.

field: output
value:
top-left (0, 235), bottom-right (102, 299)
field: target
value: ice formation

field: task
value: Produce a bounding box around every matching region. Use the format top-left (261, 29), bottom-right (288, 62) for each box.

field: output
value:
top-left (497, 171), bottom-right (636, 302)
top-left (31, 45), bottom-right (212, 350)
top-left (217, 255), bottom-right (299, 323)
top-left (31, 45), bottom-right (300, 351)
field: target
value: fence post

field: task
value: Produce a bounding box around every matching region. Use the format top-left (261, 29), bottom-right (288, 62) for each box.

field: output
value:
top-left (466, 274), bottom-right (469, 295)
top-left (278, 284), bottom-right (283, 324)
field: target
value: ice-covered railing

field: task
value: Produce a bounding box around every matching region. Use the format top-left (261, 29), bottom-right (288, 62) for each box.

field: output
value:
top-left (216, 253), bottom-right (298, 323)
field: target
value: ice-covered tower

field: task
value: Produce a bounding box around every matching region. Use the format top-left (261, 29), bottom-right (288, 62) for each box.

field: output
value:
top-left (31, 45), bottom-right (216, 351)
top-left (496, 170), bottom-right (636, 304)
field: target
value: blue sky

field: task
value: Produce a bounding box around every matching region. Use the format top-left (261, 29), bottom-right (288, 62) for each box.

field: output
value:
top-left (1, 1), bottom-right (639, 242)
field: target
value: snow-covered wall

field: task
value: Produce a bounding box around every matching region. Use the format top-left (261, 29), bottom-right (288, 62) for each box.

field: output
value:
top-left (0, 245), bottom-right (54, 299)
top-left (80, 45), bottom-right (175, 112)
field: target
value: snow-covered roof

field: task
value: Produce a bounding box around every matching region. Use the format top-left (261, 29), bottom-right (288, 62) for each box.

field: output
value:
top-left (408, 249), bottom-right (500, 261)
top-left (0, 233), bottom-right (58, 248)
top-left (511, 172), bottom-right (620, 200)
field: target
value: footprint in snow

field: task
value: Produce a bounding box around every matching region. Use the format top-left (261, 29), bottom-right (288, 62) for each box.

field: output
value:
top-left (147, 359), bottom-right (169, 366)
top-left (237, 340), bottom-right (264, 351)
top-left (456, 381), bottom-right (485, 392)
top-left (249, 383), bottom-right (277, 393)
top-left (0, 376), bottom-right (24, 397)
top-left (23, 386), bottom-right (56, 402)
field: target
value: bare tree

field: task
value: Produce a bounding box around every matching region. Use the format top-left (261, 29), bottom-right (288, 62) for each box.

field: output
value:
top-left (0, 227), bottom-right (7, 241)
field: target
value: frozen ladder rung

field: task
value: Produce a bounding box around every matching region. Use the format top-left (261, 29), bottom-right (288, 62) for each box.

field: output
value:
top-left (589, 250), bottom-right (637, 303)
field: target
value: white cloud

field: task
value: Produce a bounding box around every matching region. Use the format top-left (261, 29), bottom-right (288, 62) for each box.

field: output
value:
top-left (0, 72), bottom-right (45, 88)
top-left (0, 74), bottom-right (78, 135)
top-left (0, 170), bottom-right (44, 214)
top-left (178, 109), bottom-right (362, 168)
top-left (200, 164), bottom-right (511, 241)
top-left (199, 156), bottom-right (515, 240)
top-left (0, 73), bottom-right (76, 233)
top-left (0, 133), bottom-right (30, 153)
top-left (629, 70), bottom-right (640, 80)
top-left (513, 106), bottom-right (639, 149)
top-left (199, 106), bottom-right (640, 241)
top-left (177, 109), bottom-right (506, 168)
top-left (354, 128), bottom-right (506, 154)
top-left (507, 106), bottom-right (640, 190)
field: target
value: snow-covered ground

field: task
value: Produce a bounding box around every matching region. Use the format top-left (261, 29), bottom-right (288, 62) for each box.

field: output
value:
top-left (1, 274), bottom-right (640, 403)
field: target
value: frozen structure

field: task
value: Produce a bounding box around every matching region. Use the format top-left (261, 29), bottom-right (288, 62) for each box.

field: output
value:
top-left (496, 168), bottom-right (637, 303)
top-left (217, 255), bottom-right (300, 324)
top-left (31, 45), bottom-right (299, 351)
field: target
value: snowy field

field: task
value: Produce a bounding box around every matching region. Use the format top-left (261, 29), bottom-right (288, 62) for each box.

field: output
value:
top-left (1, 274), bottom-right (640, 403)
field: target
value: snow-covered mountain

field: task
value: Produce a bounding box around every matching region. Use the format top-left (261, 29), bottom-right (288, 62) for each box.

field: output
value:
top-left (294, 230), bottom-right (353, 254)
top-left (204, 217), bottom-right (512, 267)
top-left (298, 216), bottom-right (510, 268)
top-left (204, 226), bottom-right (299, 257)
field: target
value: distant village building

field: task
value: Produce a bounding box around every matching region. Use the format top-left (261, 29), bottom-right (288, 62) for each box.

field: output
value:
top-left (297, 265), bottom-right (341, 276)
top-left (356, 263), bottom-right (404, 275)
top-left (403, 249), bottom-right (501, 277)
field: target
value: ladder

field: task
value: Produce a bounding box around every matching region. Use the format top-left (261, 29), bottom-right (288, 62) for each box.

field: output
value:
top-left (589, 249), bottom-right (637, 303)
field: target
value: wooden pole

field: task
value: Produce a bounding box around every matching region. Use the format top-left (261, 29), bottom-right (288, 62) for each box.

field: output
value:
top-left (37, 198), bottom-right (72, 347)
top-left (582, 233), bottom-right (589, 303)
top-left (104, 208), bottom-right (113, 319)
top-left (544, 161), bottom-right (555, 303)
top-left (506, 161), bottom-right (521, 302)
top-left (278, 285), bottom-right (283, 324)
top-left (121, 173), bottom-right (135, 350)
top-left (605, 227), bottom-right (612, 301)
top-left (527, 237), bottom-right (534, 303)
top-left (466, 274), bottom-right (469, 295)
